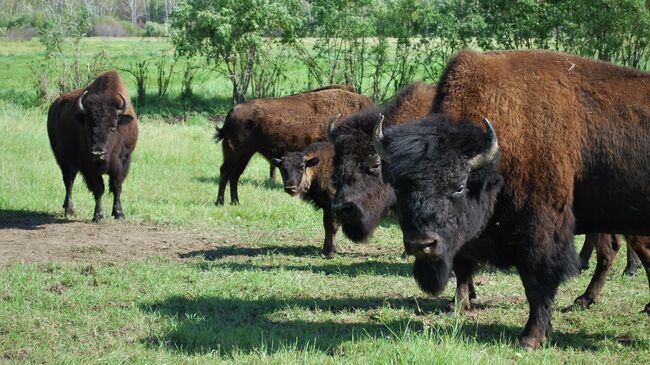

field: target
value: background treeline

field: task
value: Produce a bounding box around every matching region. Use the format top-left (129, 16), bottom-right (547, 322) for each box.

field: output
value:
top-left (4, 0), bottom-right (650, 106)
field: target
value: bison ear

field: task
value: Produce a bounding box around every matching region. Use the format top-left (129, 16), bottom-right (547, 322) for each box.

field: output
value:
top-left (306, 157), bottom-right (320, 167)
top-left (118, 115), bottom-right (134, 125)
top-left (271, 158), bottom-right (283, 167)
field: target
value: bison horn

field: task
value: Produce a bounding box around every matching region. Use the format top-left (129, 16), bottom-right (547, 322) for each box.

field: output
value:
top-left (372, 114), bottom-right (391, 164)
top-left (76, 90), bottom-right (88, 113)
top-left (327, 113), bottom-right (341, 143)
top-left (117, 92), bottom-right (127, 115)
top-left (468, 117), bottom-right (499, 171)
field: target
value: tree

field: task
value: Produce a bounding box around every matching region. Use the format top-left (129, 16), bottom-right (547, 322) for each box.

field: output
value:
top-left (171, 0), bottom-right (303, 105)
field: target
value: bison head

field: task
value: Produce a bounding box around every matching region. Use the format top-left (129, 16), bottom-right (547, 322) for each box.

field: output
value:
top-left (76, 90), bottom-right (133, 162)
top-left (329, 111), bottom-right (396, 242)
top-left (374, 115), bottom-right (503, 295)
top-left (271, 152), bottom-right (320, 197)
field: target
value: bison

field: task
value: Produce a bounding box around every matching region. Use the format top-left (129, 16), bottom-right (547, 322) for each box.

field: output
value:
top-left (372, 49), bottom-right (650, 349)
top-left (328, 82), bottom-right (437, 242)
top-left (47, 71), bottom-right (138, 222)
top-left (271, 142), bottom-right (338, 257)
top-left (215, 85), bottom-right (372, 205)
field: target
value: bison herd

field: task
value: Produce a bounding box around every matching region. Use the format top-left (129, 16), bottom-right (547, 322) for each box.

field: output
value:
top-left (47, 49), bottom-right (649, 350)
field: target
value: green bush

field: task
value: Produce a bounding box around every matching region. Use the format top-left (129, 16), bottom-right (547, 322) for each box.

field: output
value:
top-left (91, 16), bottom-right (143, 37)
top-left (144, 21), bottom-right (168, 37)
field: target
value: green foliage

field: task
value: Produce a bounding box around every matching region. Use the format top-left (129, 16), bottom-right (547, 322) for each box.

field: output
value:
top-left (144, 21), bottom-right (169, 37)
top-left (171, 0), bottom-right (303, 105)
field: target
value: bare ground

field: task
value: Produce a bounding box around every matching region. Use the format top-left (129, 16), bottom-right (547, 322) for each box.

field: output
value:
top-left (0, 216), bottom-right (228, 264)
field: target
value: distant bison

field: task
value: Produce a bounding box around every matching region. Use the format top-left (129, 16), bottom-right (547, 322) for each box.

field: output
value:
top-left (374, 49), bottom-right (650, 349)
top-left (328, 82), bottom-right (437, 242)
top-left (272, 142), bottom-right (338, 257)
top-left (47, 71), bottom-right (138, 222)
top-left (215, 85), bottom-right (372, 205)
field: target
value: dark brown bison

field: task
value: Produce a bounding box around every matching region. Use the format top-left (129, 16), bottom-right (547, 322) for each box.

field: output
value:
top-left (271, 142), bottom-right (338, 257)
top-left (47, 71), bottom-right (138, 223)
top-left (215, 85), bottom-right (373, 205)
top-left (328, 82), bottom-right (437, 242)
top-left (373, 49), bottom-right (650, 349)
top-left (579, 234), bottom-right (642, 275)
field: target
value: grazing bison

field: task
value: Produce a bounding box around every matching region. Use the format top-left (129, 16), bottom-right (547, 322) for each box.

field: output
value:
top-left (271, 142), bottom-right (338, 257)
top-left (328, 82), bottom-right (437, 242)
top-left (47, 71), bottom-right (138, 222)
top-left (215, 85), bottom-right (372, 205)
top-left (579, 234), bottom-right (642, 275)
top-left (373, 49), bottom-right (650, 349)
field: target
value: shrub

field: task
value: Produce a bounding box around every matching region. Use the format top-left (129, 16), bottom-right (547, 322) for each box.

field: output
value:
top-left (91, 16), bottom-right (143, 37)
top-left (5, 25), bottom-right (37, 41)
top-left (144, 21), bottom-right (168, 37)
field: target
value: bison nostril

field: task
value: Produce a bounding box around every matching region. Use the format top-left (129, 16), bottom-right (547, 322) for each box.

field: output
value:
top-left (284, 186), bottom-right (298, 193)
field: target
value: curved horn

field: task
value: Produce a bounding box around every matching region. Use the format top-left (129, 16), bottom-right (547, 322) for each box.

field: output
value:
top-left (468, 117), bottom-right (499, 171)
top-left (117, 92), bottom-right (127, 115)
top-left (76, 90), bottom-right (88, 113)
top-left (372, 114), bottom-right (391, 163)
top-left (327, 113), bottom-right (341, 143)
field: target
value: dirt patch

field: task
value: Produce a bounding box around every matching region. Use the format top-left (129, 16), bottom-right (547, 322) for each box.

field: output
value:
top-left (0, 219), bottom-right (225, 264)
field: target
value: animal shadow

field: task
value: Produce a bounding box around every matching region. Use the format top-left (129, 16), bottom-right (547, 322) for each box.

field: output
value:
top-left (0, 209), bottom-right (68, 230)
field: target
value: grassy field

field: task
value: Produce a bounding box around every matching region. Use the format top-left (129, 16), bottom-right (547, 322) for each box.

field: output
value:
top-left (0, 37), bottom-right (648, 364)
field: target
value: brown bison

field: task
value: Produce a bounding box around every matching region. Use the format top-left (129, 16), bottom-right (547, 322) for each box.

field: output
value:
top-left (373, 49), bottom-right (650, 349)
top-left (47, 71), bottom-right (138, 222)
top-left (271, 142), bottom-right (338, 257)
top-left (328, 82), bottom-right (437, 242)
top-left (215, 85), bottom-right (373, 205)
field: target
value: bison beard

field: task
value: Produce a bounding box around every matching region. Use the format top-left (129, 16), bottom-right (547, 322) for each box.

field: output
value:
top-left (413, 256), bottom-right (452, 296)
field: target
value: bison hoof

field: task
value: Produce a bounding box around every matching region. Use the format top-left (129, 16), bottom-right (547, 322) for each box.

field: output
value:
top-left (622, 266), bottom-right (638, 276)
top-left (215, 197), bottom-right (224, 206)
top-left (64, 207), bottom-right (76, 217)
top-left (113, 211), bottom-right (125, 220)
top-left (518, 335), bottom-right (543, 351)
top-left (92, 213), bottom-right (104, 223)
top-left (643, 303), bottom-right (650, 315)
top-left (446, 299), bottom-right (471, 313)
top-left (322, 250), bottom-right (336, 259)
top-left (573, 295), bottom-right (595, 309)
top-left (230, 200), bottom-right (240, 206)
top-left (400, 250), bottom-right (408, 260)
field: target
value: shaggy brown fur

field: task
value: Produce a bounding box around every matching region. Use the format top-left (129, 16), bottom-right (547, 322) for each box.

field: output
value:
top-left (215, 86), bottom-right (373, 205)
top-left (387, 49), bottom-right (650, 349)
top-left (329, 82), bottom-right (437, 242)
top-left (47, 71), bottom-right (138, 222)
top-left (272, 142), bottom-right (338, 257)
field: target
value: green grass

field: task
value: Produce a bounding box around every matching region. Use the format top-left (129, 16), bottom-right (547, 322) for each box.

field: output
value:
top-left (0, 37), bottom-right (649, 364)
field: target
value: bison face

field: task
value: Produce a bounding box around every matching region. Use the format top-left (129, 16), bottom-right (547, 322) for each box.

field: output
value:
top-left (375, 115), bottom-right (503, 295)
top-left (331, 128), bottom-right (395, 242)
top-left (76, 91), bottom-right (133, 162)
top-left (271, 153), bottom-right (319, 197)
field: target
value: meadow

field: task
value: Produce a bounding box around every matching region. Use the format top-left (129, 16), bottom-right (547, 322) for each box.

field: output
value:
top-left (0, 37), bottom-right (648, 364)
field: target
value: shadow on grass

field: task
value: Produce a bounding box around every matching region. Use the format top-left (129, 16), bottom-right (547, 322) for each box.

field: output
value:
top-left (0, 209), bottom-right (68, 230)
top-left (179, 245), bottom-right (323, 260)
top-left (139, 295), bottom-right (442, 355)
top-left (193, 176), bottom-right (281, 191)
top-left (133, 94), bottom-right (232, 119)
top-left (197, 260), bottom-right (412, 278)
top-left (140, 294), bottom-right (638, 356)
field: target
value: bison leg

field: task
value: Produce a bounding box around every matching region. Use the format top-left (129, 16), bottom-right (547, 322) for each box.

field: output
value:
top-left (623, 237), bottom-right (642, 276)
top-left (627, 236), bottom-right (650, 315)
top-left (574, 234), bottom-right (619, 309)
top-left (269, 164), bottom-right (277, 182)
top-left (322, 205), bottom-right (338, 259)
top-left (86, 173), bottom-right (105, 223)
top-left (61, 166), bottom-right (77, 217)
top-left (578, 234), bottom-right (596, 271)
top-left (109, 175), bottom-right (125, 220)
top-left (449, 256), bottom-right (477, 312)
top-left (216, 146), bottom-right (253, 206)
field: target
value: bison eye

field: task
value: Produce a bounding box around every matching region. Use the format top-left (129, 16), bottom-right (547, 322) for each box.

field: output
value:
top-left (451, 185), bottom-right (466, 198)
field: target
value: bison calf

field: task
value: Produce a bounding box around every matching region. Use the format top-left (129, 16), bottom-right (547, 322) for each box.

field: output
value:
top-left (215, 85), bottom-right (372, 205)
top-left (272, 142), bottom-right (338, 258)
top-left (47, 71), bottom-right (138, 222)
